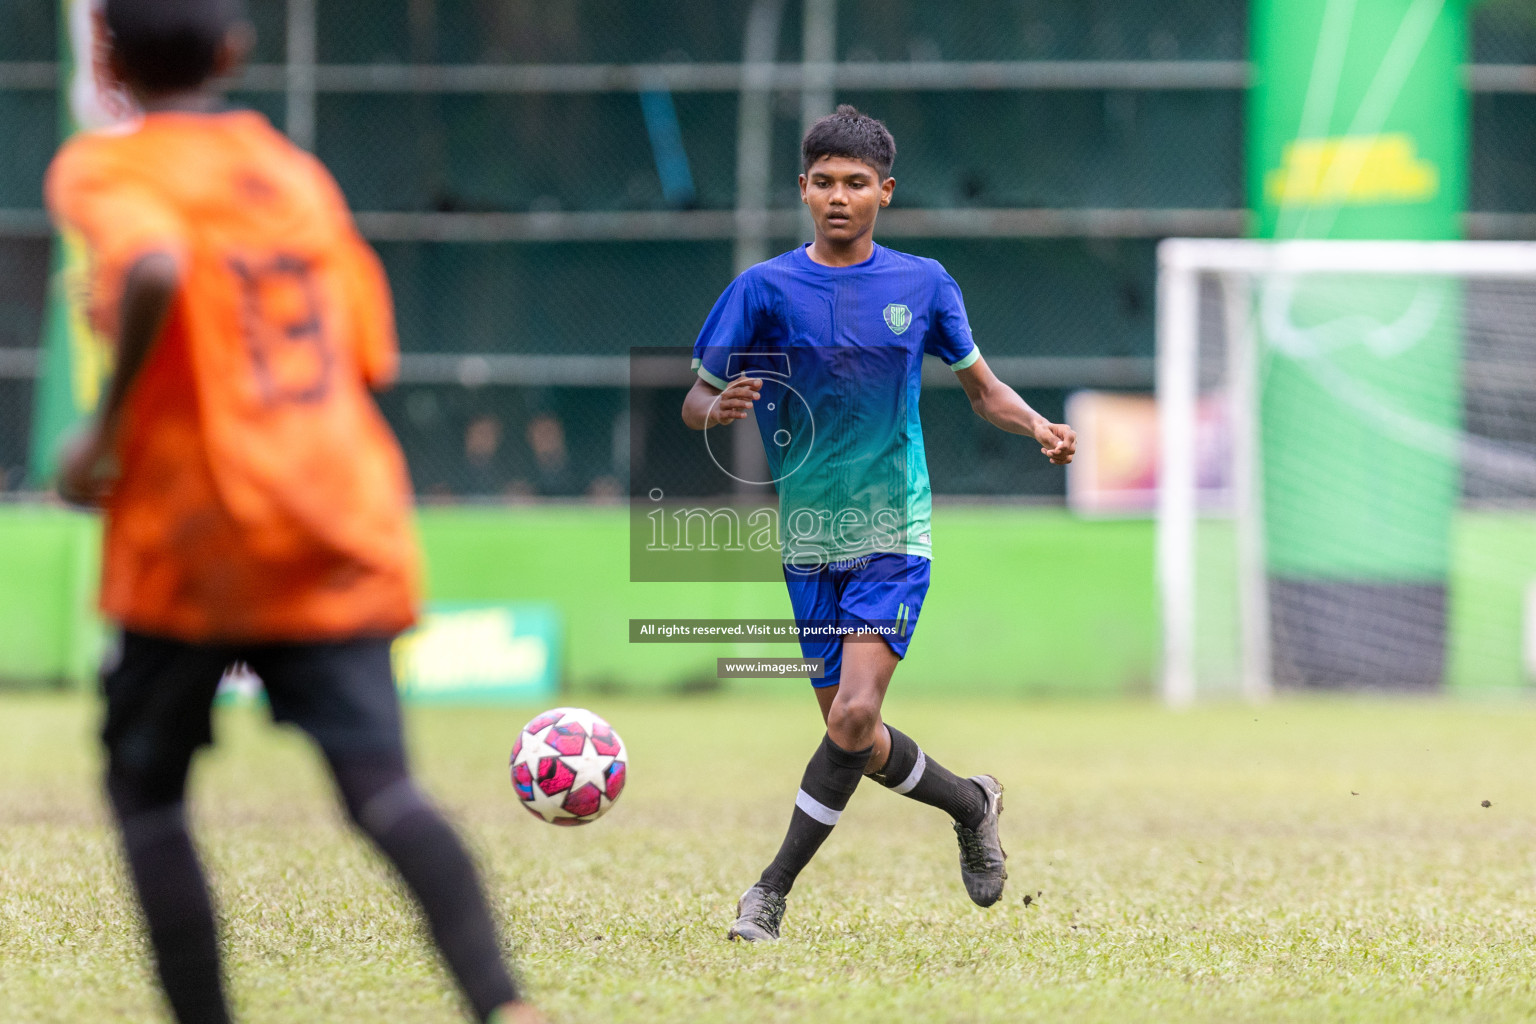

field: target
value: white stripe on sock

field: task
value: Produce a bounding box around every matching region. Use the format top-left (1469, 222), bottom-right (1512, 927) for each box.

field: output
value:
top-left (794, 788), bottom-right (843, 826)
top-left (891, 749), bottom-right (926, 795)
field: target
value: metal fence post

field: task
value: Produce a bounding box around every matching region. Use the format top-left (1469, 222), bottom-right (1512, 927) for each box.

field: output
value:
top-left (285, 0), bottom-right (317, 150)
top-left (731, 0), bottom-right (786, 494)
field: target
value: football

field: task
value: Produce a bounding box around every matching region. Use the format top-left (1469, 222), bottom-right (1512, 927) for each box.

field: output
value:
top-left (509, 707), bottom-right (628, 826)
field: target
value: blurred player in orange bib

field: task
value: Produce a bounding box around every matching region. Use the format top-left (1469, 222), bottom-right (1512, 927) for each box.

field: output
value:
top-left (48, 2), bottom-right (541, 1021)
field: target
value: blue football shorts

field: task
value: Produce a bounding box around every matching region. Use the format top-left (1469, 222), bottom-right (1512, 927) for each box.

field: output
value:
top-left (783, 552), bottom-right (931, 688)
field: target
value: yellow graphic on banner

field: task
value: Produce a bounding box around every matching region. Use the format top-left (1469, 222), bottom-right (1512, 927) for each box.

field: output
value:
top-left (58, 225), bottom-right (113, 414)
top-left (1265, 133), bottom-right (1439, 206)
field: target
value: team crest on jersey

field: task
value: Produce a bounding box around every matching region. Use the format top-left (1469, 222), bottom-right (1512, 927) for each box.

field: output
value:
top-left (883, 303), bottom-right (912, 335)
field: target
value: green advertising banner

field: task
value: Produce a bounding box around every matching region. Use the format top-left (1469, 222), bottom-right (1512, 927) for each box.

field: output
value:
top-left (1251, 0), bottom-right (1468, 243)
top-left (1248, 0), bottom-right (1470, 687)
top-left (392, 603), bottom-right (564, 704)
top-left (28, 0), bottom-right (136, 486)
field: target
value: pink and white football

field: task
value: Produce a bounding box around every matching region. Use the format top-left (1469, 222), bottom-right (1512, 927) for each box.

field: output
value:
top-left (509, 707), bottom-right (627, 826)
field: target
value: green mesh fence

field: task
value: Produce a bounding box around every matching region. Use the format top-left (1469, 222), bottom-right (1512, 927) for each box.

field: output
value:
top-left (0, 0), bottom-right (1534, 497)
top-left (836, 0), bottom-right (1246, 61)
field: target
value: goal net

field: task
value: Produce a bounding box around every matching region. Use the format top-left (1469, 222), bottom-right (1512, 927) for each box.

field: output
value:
top-left (1157, 239), bottom-right (1536, 703)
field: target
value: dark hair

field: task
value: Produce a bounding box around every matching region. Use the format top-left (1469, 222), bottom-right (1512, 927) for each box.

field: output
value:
top-left (801, 105), bottom-right (896, 179)
top-left (105, 0), bottom-right (243, 92)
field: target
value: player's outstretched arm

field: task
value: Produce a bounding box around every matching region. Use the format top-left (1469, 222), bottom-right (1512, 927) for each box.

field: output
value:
top-left (954, 354), bottom-right (1076, 465)
top-left (57, 251), bottom-right (182, 506)
top-left (681, 375), bottom-right (762, 430)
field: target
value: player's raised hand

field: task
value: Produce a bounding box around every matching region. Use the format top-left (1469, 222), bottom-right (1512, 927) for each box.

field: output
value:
top-left (55, 425), bottom-right (118, 507)
top-left (712, 376), bottom-right (762, 425)
top-left (1034, 421), bottom-right (1076, 465)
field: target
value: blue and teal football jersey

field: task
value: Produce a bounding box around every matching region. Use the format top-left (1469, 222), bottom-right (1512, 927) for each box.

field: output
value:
top-left (691, 243), bottom-right (980, 563)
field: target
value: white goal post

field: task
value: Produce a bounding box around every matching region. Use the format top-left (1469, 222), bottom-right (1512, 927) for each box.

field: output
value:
top-left (1156, 238), bottom-right (1536, 706)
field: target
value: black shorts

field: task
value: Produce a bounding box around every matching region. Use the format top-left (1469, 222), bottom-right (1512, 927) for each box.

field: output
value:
top-left (102, 630), bottom-right (406, 784)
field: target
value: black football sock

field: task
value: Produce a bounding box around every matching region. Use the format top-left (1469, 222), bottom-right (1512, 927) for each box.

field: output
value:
top-left (107, 775), bottom-right (231, 1024)
top-left (867, 724), bottom-right (987, 830)
top-left (329, 752), bottom-right (519, 1020)
top-left (757, 735), bottom-right (873, 897)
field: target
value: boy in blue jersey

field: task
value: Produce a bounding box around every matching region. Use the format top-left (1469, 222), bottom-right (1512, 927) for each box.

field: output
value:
top-left (681, 106), bottom-right (1076, 941)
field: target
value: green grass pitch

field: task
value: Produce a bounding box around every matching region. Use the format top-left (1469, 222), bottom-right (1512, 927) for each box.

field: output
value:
top-left (5, 691), bottom-right (1536, 1023)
